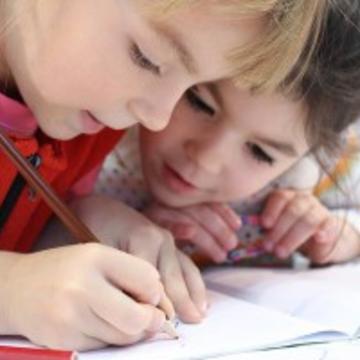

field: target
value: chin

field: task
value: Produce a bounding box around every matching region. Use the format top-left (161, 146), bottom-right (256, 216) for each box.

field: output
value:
top-left (38, 123), bottom-right (80, 141)
top-left (152, 188), bottom-right (197, 208)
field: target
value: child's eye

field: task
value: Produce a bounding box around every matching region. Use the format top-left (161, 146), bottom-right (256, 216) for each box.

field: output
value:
top-left (247, 142), bottom-right (275, 165)
top-left (185, 88), bottom-right (215, 116)
top-left (130, 43), bottom-right (160, 75)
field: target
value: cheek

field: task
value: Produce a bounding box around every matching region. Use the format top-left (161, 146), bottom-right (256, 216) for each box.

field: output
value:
top-left (220, 168), bottom-right (283, 201)
top-left (25, 13), bottom-right (137, 107)
top-left (28, 40), bottom-right (133, 108)
top-left (140, 129), bottom-right (168, 156)
top-left (220, 177), bottom-right (259, 201)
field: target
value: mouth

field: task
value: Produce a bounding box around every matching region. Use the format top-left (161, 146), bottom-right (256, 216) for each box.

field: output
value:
top-left (80, 111), bottom-right (105, 134)
top-left (162, 163), bottom-right (198, 194)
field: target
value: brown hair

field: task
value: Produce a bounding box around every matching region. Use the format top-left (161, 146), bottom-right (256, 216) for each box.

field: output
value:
top-left (291, 0), bottom-right (360, 156)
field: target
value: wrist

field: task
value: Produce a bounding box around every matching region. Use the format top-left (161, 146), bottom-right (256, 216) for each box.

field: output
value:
top-left (328, 220), bottom-right (360, 264)
top-left (0, 251), bottom-right (25, 335)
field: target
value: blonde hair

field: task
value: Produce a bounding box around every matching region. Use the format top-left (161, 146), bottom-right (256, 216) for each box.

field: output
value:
top-left (153, 0), bottom-right (327, 93)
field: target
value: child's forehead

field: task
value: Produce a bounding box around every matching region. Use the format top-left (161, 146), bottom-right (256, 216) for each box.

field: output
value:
top-left (142, 3), bottom-right (267, 78)
top-left (214, 80), bottom-right (305, 115)
top-left (207, 80), bottom-right (308, 141)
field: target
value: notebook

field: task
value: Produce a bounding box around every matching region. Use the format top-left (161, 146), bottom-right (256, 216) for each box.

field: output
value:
top-left (79, 261), bottom-right (360, 360)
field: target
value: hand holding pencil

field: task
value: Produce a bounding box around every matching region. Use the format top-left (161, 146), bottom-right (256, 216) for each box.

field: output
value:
top-left (0, 128), bottom-right (180, 351)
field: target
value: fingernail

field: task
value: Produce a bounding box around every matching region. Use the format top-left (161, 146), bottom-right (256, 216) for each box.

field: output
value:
top-left (200, 301), bottom-right (208, 315)
top-left (233, 216), bottom-right (242, 229)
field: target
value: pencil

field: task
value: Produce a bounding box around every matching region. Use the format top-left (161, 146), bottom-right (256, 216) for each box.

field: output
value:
top-left (0, 128), bottom-right (178, 339)
top-left (0, 345), bottom-right (76, 360)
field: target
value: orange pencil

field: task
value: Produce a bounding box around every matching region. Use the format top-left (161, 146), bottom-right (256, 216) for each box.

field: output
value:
top-left (0, 345), bottom-right (76, 360)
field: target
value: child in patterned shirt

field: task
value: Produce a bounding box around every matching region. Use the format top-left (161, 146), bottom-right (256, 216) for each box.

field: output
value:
top-left (97, 1), bottom-right (360, 267)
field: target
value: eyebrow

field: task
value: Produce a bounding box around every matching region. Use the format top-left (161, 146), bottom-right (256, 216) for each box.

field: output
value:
top-left (255, 136), bottom-right (298, 157)
top-left (151, 22), bottom-right (198, 74)
top-left (206, 83), bottom-right (298, 158)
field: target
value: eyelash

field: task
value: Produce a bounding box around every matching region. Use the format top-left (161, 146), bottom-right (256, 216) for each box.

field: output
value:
top-left (130, 43), bottom-right (160, 75)
top-left (185, 90), bottom-right (274, 165)
top-left (185, 88), bottom-right (215, 116)
top-left (247, 143), bottom-right (275, 166)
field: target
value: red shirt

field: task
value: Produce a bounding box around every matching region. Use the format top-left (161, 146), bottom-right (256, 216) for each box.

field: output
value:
top-left (0, 94), bottom-right (123, 252)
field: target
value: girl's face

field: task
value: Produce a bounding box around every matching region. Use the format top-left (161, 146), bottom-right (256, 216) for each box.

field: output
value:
top-left (140, 80), bottom-right (310, 207)
top-left (2, 0), bottom-right (263, 139)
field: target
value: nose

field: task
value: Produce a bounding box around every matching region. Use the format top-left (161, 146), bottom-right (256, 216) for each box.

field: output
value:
top-left (185, 131), bottom-right (235, 175)
top-left (127, 88), bottom-right (182, 131)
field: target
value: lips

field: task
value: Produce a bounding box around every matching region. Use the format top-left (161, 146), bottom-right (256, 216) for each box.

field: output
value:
top-left (161, 163), bottom-right (198, 194)
top-left (80, 111), bottom-right (105, 134)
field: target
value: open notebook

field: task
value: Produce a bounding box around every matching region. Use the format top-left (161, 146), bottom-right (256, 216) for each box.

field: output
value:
top-left (79, 261), bottom-right (360, 360)
top-left (1, 262), bottom-right (360, 359)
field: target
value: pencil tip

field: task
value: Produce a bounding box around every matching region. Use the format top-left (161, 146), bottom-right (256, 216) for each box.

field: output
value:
top-left (161, 320), bottom-right (179, 339)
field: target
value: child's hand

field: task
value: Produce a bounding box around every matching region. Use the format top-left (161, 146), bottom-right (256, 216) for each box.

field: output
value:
top-left (2, 245), bottom-right (167, 350)
top-left (144, 202), bottom-right (241, 263)
top-left (72, 195), bottom-right (206, 324)
top-left (301, 220), bottom-right (360, 264)
top-left (261, 189), bottom-right (360, 264)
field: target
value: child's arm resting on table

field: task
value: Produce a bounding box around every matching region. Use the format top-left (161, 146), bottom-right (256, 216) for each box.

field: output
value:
top-left (144, 202), bottom-right (241, 263)
top-left (261, 189), bottom-right (360, 264)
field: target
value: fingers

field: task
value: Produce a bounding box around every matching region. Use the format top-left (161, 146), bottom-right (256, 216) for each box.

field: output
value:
top-left (158, 240), bottom-right (203, 323)
top-left (264, 193), bottom-right (312, 254)
top-left (76, 304), bottom-right (146, 349)
top-left (28, 303), bottom-right (109, 351)
top-left (177, 250), bottom-right (207, 316)
top-left (99, 245), bottom-right (163, 305)
top-left (261, 190), bottom-right (296, 229)
top-left (262, 191), bottom-right (330, 259)
top-left (272, 205), bottom-right (328, 258)
top-left (158, 289), bottom-right (176, 321)
top-left (90, 274), bottom-right (165, 337)
top-left (166, 222), bottom-right (197, 239)
top-left (146, 204), bottom-right (197, 239)
top-left (165, 215), bottom-right (227, 263)
top-left (186, 224), bottom-right (228, 263)
top-left (209, 203), bottom-right (242, 230)
top-left (146, 202), bottom-right (239, 263)
top-left (305, 217), bottom-right (341, 264)
top-left (184, 205), bottom-right (238, 252)
top-left (127, 225), bottom-right (166, 266)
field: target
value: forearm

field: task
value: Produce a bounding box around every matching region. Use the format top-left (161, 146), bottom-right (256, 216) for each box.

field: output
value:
top-left (0, 251), bottom-right (23, 334)
top-left (35, 194), bottom-right (123, 251)
top-left (70, 194), bottom-right (156, 250)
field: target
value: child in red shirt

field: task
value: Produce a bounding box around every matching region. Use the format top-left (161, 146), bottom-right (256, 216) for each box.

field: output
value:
top-left (0, 0), bottom-right (325, 351)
